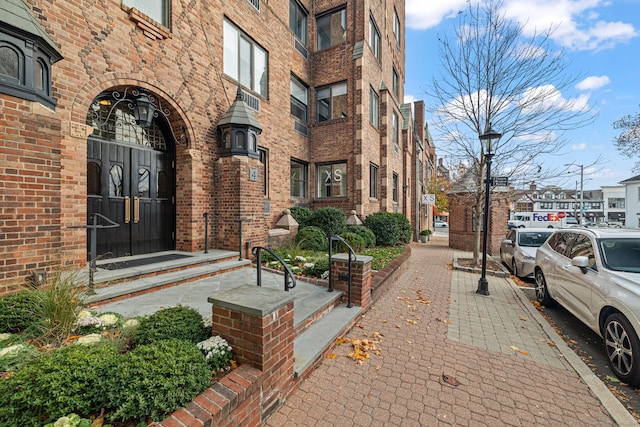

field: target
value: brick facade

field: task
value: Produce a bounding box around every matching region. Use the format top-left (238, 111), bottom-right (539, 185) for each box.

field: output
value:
top-left (0, 0), bottom-right (432, 292)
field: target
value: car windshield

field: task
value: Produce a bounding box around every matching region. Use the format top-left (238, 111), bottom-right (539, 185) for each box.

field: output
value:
top-left (518, 231), bottom-right (553, 247)
top-left (600, 238), bottom-right (640, 273)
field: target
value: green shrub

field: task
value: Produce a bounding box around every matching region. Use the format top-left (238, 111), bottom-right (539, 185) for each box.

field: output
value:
top-left (364, 212), bottom-right (401, 246)
top-left (302, 257), bottom-right (330, 278)
top-left (308, 207), bottom-right (346, 237)
top-left (295, 226), bottom-right (328, 251)
top-left (108, 340), bottom-right (210, 422)
top-left (0, 291), bottom-right (38, 333)
top-left (0, 343), bottom-right (120, 426)
top-left (391, 213), bottom-right (412, 244)
top-left (289, 206), bottom-right (313, 229)
top-left (134, 306), bottom-right (209, 346)
top-left (344, 225), bottom-right (376, 248)
top-left (336, 232), bottom-right (366, 253)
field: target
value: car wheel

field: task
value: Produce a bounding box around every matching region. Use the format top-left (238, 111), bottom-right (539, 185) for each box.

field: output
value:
top-left (604, 313), bottom-right (640, 386)
top-left (534, 270), bottom-right (557, 307)
top-left (518, 225), bottom-right (525, 228)
top-left (511, 258), bottom-right (519, 277)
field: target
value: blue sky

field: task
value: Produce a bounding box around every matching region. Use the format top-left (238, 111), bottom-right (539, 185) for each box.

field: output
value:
top-left (403, 0), bottom-right (640, 189)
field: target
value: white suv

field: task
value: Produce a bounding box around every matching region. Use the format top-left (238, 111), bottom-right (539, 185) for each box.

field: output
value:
top-left (535, 228), bottom-right (640, 384)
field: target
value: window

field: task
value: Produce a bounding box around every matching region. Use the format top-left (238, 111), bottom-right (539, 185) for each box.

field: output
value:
top-left (123, 0), bottom-right (170, 27)
top-left (290, 1), bottom-right (307, 44)
top-left (557, 202), bottom-right (570, 210)
top-left (418, 160), bottom-right (423, 186)
top-left (369, 87), bottom-right (379, 128)
top-left (370, 163), bottom-right (379, 199)
top-left (317, 8), bottom-right (346, 50)
top-left (609, 198), bottom-right (625, 209)
top-left (259, 147), bottom-right (268, 197)
top-left (0, 32), bottom-right (61, 109)
top-left (392, 173), bottom-right (399, 202)
top-left (224, 20), bottom-right (268, 98)
top-left (316, 82), bottom-right (347, 122)
top-left (392, 67), bottom-right (399, 98)
top-left (392, 110), bottom-right (399, 153)
top-left (569, 234), bottom-right (596, 269)
top-left (290, 75), bottom-right (308, 122)
top-left (317, 162), bottom-right (346, 198)
top-left (540, 202), bottom-right (553, 209)
top-left (369, 16), bottom-right (380, 60)
top-left (393, 9), bottom-right (401, 49)
top-left (290, 159), bottom-right (307, 198)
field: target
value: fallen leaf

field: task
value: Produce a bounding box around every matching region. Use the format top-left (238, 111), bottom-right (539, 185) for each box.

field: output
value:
top-left (606, 375), bottom-right (621, 383)
top-left (326, 353), bottom-right (337, 359)
top-left (442, 373), bottom-right (460, 386)
top-left (519, 317), bottom-right (527, 321)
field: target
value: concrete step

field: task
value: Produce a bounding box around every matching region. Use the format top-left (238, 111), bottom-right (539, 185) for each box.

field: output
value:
top-left (293, 304), bottom-right (362, 378)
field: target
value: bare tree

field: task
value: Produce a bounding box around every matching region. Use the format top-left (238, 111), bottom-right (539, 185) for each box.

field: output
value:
top-left (613, 106), bottom-right (640, 172)
top-left (429, 0), bottom-right (595, 263)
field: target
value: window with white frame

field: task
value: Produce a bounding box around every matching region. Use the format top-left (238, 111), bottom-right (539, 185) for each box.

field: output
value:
top-left (290, 75), bottom-right (308, 122)
top-left (317, 162), bottom-right (346, 198)
top-left (392, 110), bottom-right (399, 153)
top-left (316, 82), bottom-right (347, 122)
top-left (369, 86), bottom-right (379, 128)
top-left (317, 8), bottom-right (346, 50)
top-left (290, 159), bottom-right (307, 198)
top-left (540, 202), bottom-right (553, 209)
top-left (369, 16), bottom-right (380, 60)
top-left (370, 163), bottom-right (379, 199)
top-left (609, 198), bottom-right (625, 209)
top-left (392, 173), bottom-right (399, 203)
top-left (223, 19), bottom-right (268, 98)
top-left (289, 0), bottom-right (307, 44)
top-left (123, 0), bottom-right (170, 27)
top-left (393, 8), bottom-right (401, 50)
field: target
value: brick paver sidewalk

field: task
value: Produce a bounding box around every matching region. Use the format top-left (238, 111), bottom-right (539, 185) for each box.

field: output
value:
top-left (265, 234), bottom-right (619, 426)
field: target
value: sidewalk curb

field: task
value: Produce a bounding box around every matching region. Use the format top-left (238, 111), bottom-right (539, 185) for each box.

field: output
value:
top-left (507, 277), bottom-right (639, 427)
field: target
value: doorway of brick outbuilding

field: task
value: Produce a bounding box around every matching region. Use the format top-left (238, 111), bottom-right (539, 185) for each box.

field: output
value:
top-left (85, 90), bottom-right (176, 260)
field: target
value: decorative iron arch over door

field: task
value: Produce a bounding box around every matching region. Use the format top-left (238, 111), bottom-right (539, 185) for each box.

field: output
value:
top-left (86, 88), bottom-right (176, 260)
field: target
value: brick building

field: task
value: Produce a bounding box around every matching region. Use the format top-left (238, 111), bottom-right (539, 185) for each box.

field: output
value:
top-left (0, 0), bottom-right (434, 292)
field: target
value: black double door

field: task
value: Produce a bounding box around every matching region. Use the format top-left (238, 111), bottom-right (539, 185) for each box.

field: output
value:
top-left (87, 137), bottom-right (175, 259)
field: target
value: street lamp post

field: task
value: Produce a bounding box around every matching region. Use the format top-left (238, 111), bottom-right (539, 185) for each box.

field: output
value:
top-left (565, 164), bottom-right (584, 225)
top-left (476, 124), bottom-right (502, 296)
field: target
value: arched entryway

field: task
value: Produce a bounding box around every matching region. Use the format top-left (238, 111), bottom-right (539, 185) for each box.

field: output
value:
top-left (86, 88), bottom-right (177, 260)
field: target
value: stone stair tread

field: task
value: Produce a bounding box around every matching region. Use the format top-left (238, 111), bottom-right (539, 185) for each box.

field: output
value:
top-left (86, 258), bottom-right (250, 304)
top-left (293, 304), bottom-right (362, 378)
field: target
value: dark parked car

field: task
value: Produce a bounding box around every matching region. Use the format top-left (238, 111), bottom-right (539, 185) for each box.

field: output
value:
top-left (535, 228), bottom-right (640, 385)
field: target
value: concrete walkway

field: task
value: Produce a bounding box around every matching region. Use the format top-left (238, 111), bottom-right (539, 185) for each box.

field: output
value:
top-left (264, 233), bottom-right (638, 426)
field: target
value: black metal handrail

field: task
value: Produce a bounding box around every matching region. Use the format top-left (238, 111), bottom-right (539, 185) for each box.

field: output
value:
top-left (252, 246), bottom-right (296, 291)
top-left (327, 235), bottom-right (357, 308)
top-left (69, 213), bottom-right (120, 293)
top-left (203, 212), bottom-right (247, 260)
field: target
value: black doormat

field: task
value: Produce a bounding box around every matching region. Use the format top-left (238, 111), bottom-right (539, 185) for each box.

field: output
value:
top-left (98, 254), bottom-right (193, 270)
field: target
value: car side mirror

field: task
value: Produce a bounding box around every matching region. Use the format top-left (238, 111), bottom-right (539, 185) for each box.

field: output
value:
top-left (572, 256), bottom-right (590, 273)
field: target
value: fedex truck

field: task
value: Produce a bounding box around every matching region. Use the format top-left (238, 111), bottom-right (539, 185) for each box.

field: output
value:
top-left (508, 212), bottom-right (578, 229)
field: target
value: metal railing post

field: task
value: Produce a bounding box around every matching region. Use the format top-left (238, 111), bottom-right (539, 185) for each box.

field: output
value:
top-left (203, 212), bottom-right (209, 254)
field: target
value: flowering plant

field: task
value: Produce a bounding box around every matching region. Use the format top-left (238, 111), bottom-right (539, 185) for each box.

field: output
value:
top-left (75, 310), bottom-right (123, 333)
top-left (196, 336), bottom-right (233, 372)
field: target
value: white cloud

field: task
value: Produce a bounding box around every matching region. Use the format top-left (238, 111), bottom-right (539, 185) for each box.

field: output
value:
top-left (576, 75), bottom-right (611, 91)
top-left (405, 0), bottom-right (471, 30)
top-left (405, 0), bottom-right (638, 51)
top-left (571, 142), bottom-right (587, 150)
top-left (520, 85), bottom-right (590, 113)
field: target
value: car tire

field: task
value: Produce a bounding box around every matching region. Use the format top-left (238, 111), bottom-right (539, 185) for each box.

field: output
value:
top-left (534, 270), bottom-right (557, 307)
top-left (518, 225), bottom-right (525, 228)
top-left (604, 313), bottom-right (640, 386)
top-left (511, 258), bottom-right (518, 277)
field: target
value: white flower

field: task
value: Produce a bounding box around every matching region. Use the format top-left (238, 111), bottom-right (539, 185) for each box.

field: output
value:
top-left (77, 310), bottom-right (93, 320)
top-left (98, 313), bottom-right (119, 326)
top-left (0, 344), bottom-right (25, 357)
top-left (53, 416), bottom-right (72, 427)
top-left (295, 255), bottom-right (307, 262)
top-left (75, 334), bottom-right (103, 345)
top-left (122, 318), bottom-right (139, 329)
top-left (321, 270), bottom-right (330, 279)
top-left (0, 333), bottom-right (12, 342)
top-left (76, 315), bottom-right (101, 327)
top-left (303, 263), bottom-right (315, 269)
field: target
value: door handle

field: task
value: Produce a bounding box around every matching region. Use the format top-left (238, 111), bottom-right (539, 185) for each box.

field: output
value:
top-left (124, 197), bottom-right (130, 224)
top-left (133, 196), bottom-right (139, 224)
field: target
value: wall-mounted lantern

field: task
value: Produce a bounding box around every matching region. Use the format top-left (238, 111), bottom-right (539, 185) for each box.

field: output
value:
top-left (217, 88), bottom-right (262, 159)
